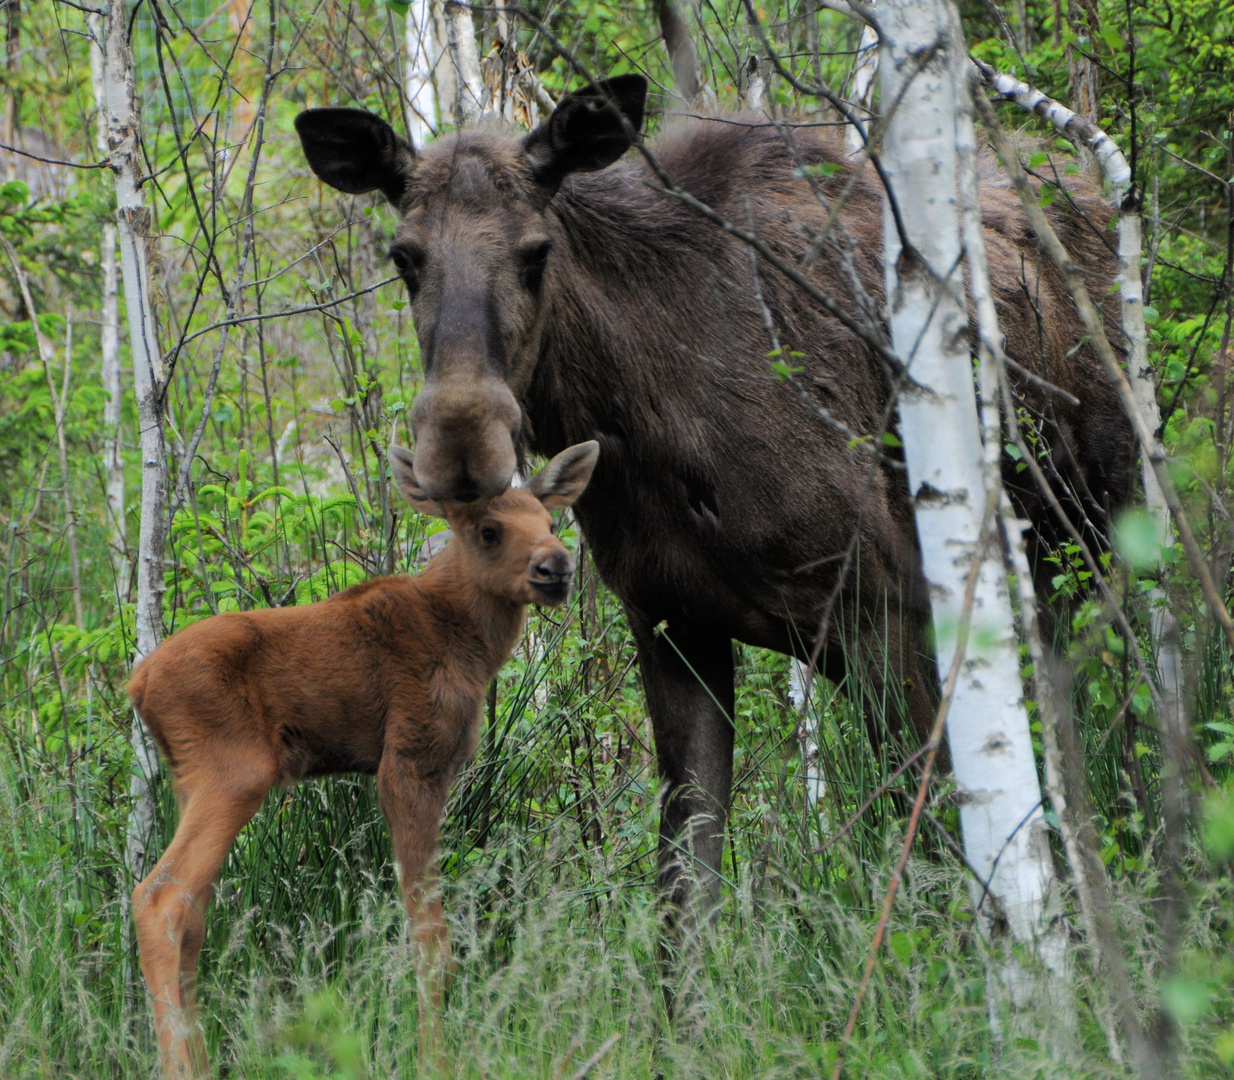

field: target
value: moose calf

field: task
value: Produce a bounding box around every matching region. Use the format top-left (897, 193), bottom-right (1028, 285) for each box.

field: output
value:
top-left (127, 440), bottom-right (599, 1080)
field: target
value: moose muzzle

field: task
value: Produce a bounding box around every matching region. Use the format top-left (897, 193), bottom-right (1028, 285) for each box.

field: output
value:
top-left (410, 376), bottom-right (522, 502)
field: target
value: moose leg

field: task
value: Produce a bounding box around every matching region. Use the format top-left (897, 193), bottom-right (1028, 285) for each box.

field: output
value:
top-left (132, 781), bottom-right (265, 1080)
top-left (628, 610), bottom-right (735, 921)
top-left (376, 754), bottom-right (453, 1064)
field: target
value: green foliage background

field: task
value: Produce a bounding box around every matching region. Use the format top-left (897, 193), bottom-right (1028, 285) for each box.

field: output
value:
top-left (1, 0), bottom-right (1233, 1076)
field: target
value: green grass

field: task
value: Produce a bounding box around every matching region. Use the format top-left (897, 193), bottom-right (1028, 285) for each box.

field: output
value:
top-left (3, 570), bottom-right (1234, 1079)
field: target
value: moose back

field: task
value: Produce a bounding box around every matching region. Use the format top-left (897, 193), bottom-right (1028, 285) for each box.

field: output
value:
top-left (296, 76), bottom-right (1134, 910)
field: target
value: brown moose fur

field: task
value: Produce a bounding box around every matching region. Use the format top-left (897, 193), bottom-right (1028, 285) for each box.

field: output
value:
top-left (127, 441), bottom-right (597, 1080)
top-left (295, 79), bottom-right (1135, 911)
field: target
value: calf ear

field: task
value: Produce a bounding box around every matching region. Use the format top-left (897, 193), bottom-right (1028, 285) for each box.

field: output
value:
top-left (526, 441), bottom-right (600, 510)
top-left (295, 108), bottom-right (415, 206)
top-left (389, 443), bottom-right (446, 518)
top-left (523, 74), bottom-right (647, 193)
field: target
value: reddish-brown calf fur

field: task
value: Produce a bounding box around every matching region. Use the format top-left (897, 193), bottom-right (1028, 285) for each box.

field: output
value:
top-left (127, 441), bottom-right (598, 1080)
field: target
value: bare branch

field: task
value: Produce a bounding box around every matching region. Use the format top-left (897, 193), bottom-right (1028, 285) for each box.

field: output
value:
top-left (0, 140), bottom-right (108, 170)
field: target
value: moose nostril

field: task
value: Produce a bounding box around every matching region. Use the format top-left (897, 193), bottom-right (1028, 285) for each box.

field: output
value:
top-left (452, 466), bottom-right (481, 503)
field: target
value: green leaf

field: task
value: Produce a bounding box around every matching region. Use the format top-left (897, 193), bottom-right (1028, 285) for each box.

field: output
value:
top-left (1113, 508), bottom-right (1164, 569)
top-left (1100, 23), bottom-right (1124, 55)
top-left (889, 931), bottom-right (913, 963)
top-left (1038, 185), bottom-right (1058, 208)
top-left (1204, 783), bottom-right (1234, 862)
top-left (769, 359), bottom-right (803, 381)
top-left (1028, 151), bottom-right (1049, 169)
top-left (1205, 741), bottom-right (1233, 763)
top-left (1162, 976), bottom-right (1211, 1025)
top-left (1, 180), bottom-right (29, 205)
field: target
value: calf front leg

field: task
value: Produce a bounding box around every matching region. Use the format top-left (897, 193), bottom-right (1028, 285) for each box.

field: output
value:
top-left (628, 610), bottom-right (735, 923)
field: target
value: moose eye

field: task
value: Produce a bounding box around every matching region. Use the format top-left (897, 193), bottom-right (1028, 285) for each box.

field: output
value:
top-left (389, 245), bottom-right (424, 298)
top-left (480, 525), bottom-right (500, 546)
top-left (518, 239), bottom-right (551, 293)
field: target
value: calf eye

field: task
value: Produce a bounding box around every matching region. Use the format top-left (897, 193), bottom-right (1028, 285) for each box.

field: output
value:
top-left (480, 525), bottom-right (499, 545)
top-left (518, 239), bottom-right (551, 293)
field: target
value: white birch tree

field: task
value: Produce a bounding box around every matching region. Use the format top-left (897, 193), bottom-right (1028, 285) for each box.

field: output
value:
top-left (444, 0), bottom-right (485, 124)
top-left (101, 0), bottom-right (168, 886)
top-left (428, 1), bottom-right (458, 129)
top-left (404, 0), bottom-right (440, 149)
top-left (846, 4), bottom-right (879, 153)
top-left (973, 59), bottom-right (1186, 752)
top-left (89, 11), bottom-right (127, 601)
top-left (879, 0), bottom-right (1069, 1018)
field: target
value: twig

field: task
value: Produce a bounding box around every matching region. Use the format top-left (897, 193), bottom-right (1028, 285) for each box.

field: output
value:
top-left (168, 8), bottom-right (281, 520)
top-left (160, 277), bottom-right (398, 361)
top-left (567, 1034), bottom-right (620, 1080)
top-left (0, 140), bottom-right (108, 170)
top-left (1, 236), bottom-right (85, 626)
top-left (812, 743), bottom-right (931, 855)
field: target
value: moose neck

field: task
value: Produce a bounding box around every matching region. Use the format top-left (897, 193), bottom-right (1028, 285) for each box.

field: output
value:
top-left (416, 545), bottom-right (528, 680)
top-left (528, 158), bottom-right (724, 460)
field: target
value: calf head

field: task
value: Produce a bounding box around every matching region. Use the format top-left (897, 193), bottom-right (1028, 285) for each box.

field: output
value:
top-left (296, 76), bottom-right (646, 503)
top-left (390, 440), bottom-right (600, 605)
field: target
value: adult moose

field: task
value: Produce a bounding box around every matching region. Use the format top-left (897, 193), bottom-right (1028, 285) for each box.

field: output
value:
top-left (296, 75), bottom-right (1133, 915)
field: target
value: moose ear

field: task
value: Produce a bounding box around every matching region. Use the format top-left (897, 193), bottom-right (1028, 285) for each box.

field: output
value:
top-left (389, 443), bottom-right (447, 518)
top-left (522, 74), bottom-right (647, 193)
top-left (526, 441), bottom-right (600, 510)
top-left (295, 108), bottom-right (415, 206)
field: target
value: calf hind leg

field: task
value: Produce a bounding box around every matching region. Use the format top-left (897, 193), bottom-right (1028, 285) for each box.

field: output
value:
top-left (376, 755), bottom-right (453, 1064)
top-left (132, 779), bottom-right (266, 1080)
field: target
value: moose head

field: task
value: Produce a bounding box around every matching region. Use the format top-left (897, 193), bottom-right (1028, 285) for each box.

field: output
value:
top-left (296, 75), bottom-right (647, 503)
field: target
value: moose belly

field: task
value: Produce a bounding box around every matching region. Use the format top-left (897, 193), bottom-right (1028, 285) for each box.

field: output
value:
top-left (575, 455), bottom-right (904, 653)
top-left (270, 687), bottom-right (387, 781)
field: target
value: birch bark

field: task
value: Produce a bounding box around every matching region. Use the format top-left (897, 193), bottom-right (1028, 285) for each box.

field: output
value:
top-left (429, 1), bottom-right (458, 129)
top-left (89, 11), bottom-right (127, 600)
top-left (846, 5), bottom-right (878, 153)
top-left (880, 0), bottom-right (1066, 1017)
top-left (444, 0), bottom-right (485, 125)
top-left (404, 0), bottom-right (439, 148)
top-left (101, 0), bottom-right (167, 886)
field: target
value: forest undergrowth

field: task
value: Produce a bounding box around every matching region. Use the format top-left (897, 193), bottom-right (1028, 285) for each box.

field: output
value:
top-left (2, 0), bottom-right (1234, 1076)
